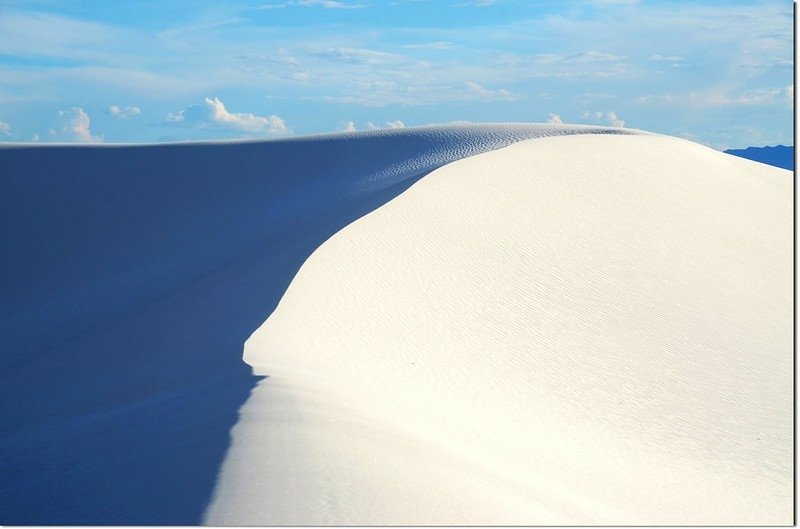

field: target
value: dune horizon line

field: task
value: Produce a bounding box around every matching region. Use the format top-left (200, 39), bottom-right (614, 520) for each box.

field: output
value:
top-left (1, 123), bottom-right (655, 525)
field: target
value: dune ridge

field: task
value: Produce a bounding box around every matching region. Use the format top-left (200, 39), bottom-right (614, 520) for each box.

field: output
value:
top-left (206, 134), bottom-right (792, 525)
top-left (0, 124), bottom-right (636, 524)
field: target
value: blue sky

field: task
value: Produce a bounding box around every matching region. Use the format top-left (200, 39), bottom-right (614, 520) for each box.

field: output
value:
top-left (0, 0), bottom-right (793, 148)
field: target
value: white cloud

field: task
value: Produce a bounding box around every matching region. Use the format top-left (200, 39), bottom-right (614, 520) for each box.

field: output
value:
top-left (576, 92), bottom-right (613, 105)
top-left (107, 105), bottom-right (141, 118)
top-left (319, 80), bottom-right (515, 107)
top-left (58, 107), bottom-right (102, 143)
top-left (32, 133), bottom-right (40, 142)
top-left (298, 0), bottom-right (368, 7)
top-left (463, 81), bottom-right (515, 101)
top-left (165, 97), bottom-right (288, 134)
top-left (547, 113), bottom-right (563, 124)
top-left (259, 0), bottom-right (369, 9)
top-left (336, 120), bottom-right (357, 132)
top-left (589, 0), bottom-right (639, 4)
top-left (567, 50), bottom-right (623, 62)
top-left (456, 0), bottom-right (497, 6)
top-left (606, 111), bottom-right (625, 128)
top-left (310, 47), bottom-right (406, 65)
top-left (497, 50), bottom-right (628, 80)
top-left (637, 86), bottom-right (793, 108)
top-left (402, 41), bottom-right (455, 50)
top-left (635, 93), bottom-right (678, 104)
top-left (0, 120), bottom-right (11, 136)
top-left (365, 120), bottom-right (406, 130)
top-left (727, 86), bottom-right (794, 107)
top-left (648, 54), bottom-right (685, 62)
top-left (236, 49), bottom-right (311, 83)
top-left (579, 110), bottom-right (625, 128)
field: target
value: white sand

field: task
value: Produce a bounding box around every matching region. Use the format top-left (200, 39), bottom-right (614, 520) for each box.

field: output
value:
top-left (205, 134), bottom-right (792, 525)
top-left (1, 123), bottom-right (643, 524)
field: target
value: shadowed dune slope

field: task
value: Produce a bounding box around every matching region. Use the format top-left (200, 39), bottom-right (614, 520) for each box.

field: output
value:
top-left (0, 124), bottom-right (630, 524)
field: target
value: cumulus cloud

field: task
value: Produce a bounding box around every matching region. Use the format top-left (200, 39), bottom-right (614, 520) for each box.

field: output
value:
top-left (606, 111), bottom-right (625, 128)
top-left (580, 110), bottom-right (625, 128)
top-left (0, 120), bottom-right (11, 136)
top-left (107, 105), bottom-right (141, 118)
top-left (58, 107), bottom-right (102, 143)
top-left (165, 97), bottom-right (288, 134)
top-left (547, 113), bottom-right (563, 124)
top-left (32, 133), bottom-right (40, 142)
top-left (365, 120), bottom-right (406, 130)
top-left (336, 120), bottom-right (357, 132)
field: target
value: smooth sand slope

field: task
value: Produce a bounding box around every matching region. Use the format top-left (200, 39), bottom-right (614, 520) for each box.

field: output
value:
top-left (0, 124), bottom-right (628, 524)
top-left (206, 134), bottom-right (792, 525)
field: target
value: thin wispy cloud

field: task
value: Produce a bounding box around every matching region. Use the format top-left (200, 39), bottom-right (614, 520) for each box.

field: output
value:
top-left (648, 54), bottom-right (686, 62)
top-left (107, 105), bottom-right (141, 118)
top-left (259, 0), bottom-right (369, 9)
top-left (637, 85), bottom-right (793, 108)
top-left (309, 47), bottom-right (407, 65)
top-left (456, 0), bottom-right (498, 6)
top-left (463, 81), bottom-right (515, 101)
top-left (401, 42), bottom-right (455, 50)
top-left (589, 0), bottom-right (639, 5)
top-left (319, 80), bottom-right (514, 106)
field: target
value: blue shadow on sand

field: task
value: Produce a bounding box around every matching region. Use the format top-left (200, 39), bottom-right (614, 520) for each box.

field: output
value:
top-left (0, 125), bottom-right (626, 524)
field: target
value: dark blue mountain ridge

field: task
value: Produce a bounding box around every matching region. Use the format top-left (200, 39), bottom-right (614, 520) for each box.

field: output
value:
top-left (724, 145), bottom-right (794, 170)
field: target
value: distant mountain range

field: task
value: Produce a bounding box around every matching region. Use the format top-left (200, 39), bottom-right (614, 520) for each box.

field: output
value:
top-left (725, 145), bottom-right (794, 170)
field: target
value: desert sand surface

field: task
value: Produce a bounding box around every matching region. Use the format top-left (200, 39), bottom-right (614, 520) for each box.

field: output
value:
top-left (206, 133), bottom-right (792, 525)
top-left (0, 124), bottom-right (642, 524)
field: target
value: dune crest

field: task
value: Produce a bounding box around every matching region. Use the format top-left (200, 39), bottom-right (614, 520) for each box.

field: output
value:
top-left (1, 124), bottom-right (637, 524)
top-left (206, 134), bottom-right (792, 525)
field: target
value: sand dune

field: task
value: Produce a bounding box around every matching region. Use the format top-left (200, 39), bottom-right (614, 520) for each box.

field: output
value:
top-left (206, 134), bottom-right (792, 525)
top-left (0, 124), bottom-right (635, 524)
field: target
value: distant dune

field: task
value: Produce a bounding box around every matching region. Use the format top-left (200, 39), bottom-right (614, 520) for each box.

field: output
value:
top-left (725, 144), bottom-right (794, 170)
top-left (0, 124), bottom-right (638, 524)
top-left (207, 134), bottom-right (792, 525)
